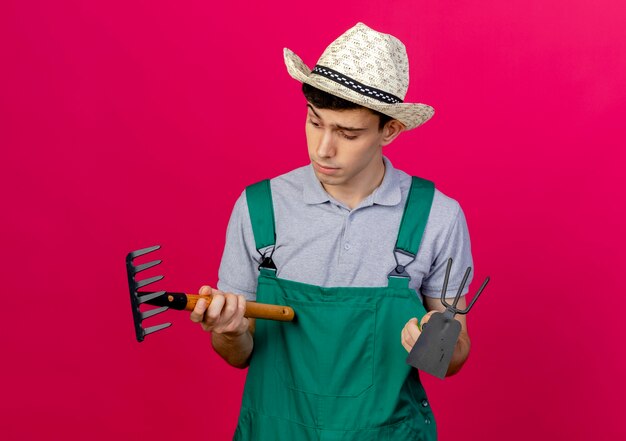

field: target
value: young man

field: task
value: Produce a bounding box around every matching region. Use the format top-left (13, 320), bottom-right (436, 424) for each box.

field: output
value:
top-left (190, 23), bottom-right (473, 440)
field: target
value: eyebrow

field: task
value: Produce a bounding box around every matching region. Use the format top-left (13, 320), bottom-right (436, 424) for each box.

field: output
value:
top-left (307, 104), bottom-right (367, 132)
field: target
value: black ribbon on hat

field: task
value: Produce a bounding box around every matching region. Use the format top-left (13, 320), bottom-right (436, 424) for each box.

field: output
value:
top-left (311, 65), bottom-right (403, 104)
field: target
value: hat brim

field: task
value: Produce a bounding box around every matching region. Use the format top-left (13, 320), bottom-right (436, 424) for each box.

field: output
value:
top-left (284, 48), bottom-right (434, 131)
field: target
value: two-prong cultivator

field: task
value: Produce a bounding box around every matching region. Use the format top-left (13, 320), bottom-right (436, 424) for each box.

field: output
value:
top-left (126, 245), bottom-right (294, 342)
top-left (406, 258), bottom-right (490, 378)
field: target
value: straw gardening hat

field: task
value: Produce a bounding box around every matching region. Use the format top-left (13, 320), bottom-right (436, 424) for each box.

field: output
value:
top-left (284, 22), bottom-right (434, 130)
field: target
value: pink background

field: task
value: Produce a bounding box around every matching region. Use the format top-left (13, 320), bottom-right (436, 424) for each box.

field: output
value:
top-left (2, 0), bottom-right (625, 439)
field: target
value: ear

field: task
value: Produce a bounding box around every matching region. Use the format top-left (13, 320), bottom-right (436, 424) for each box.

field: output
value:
top-left (381, 120), bottom-right (405, 146)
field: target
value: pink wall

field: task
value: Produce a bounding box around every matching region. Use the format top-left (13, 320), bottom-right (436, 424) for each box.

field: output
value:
top-left (2, 0), bottom-right (625, 439)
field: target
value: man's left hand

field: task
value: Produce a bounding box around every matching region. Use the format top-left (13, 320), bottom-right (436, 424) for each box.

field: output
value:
top-left (400, 311), bottom-right (437, 353)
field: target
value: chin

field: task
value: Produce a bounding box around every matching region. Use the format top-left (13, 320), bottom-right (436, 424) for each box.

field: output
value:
top-left (314, 171), bottom-right (342, 186)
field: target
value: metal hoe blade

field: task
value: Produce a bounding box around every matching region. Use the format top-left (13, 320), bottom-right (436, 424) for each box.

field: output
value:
top-left (406, 258), bottom-right (490, 379)
top-left (126, 245), bottom-right (171, 342)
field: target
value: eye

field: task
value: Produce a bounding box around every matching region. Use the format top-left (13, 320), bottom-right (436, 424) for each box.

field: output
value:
top-left (308, 119), bottom-right (321, 128)
top-left (340, 132), bottom-right (358, 140)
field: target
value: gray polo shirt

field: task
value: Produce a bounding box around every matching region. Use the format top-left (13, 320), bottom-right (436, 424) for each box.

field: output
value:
top-left (217, 156), bottom-right (473, 302)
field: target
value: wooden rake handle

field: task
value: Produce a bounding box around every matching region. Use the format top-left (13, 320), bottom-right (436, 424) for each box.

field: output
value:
top-left (183, 294), bottom-right (294, 322)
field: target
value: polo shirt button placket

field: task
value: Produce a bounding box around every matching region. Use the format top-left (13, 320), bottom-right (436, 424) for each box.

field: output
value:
top-left (342, 213), bottom-right (352, 254)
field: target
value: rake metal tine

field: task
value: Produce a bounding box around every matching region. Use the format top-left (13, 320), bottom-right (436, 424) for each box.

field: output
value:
top-left (440, 258), bottom-right (453, 308)
top-left (141, 306), bottom-right (169, 320)
top-left (138, 290), bottom-right (167, 304)
top-left (451, 266), bottom-right (473, 309)
top-left (143, 322), bottom-right (172, 336)
top-left (128, 245), bottom-right (161, 260)
top-left (457, 276), bottom-right (490, 314)
top-left (136, 275), bottom-right (164, 289)
top-left (133, 259), bottom-right (162, 273)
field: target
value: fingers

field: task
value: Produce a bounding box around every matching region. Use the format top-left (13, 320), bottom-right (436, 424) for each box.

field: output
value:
top-left (189, 287), bottom-right (211, 323)
top-left (191, 285), bottom-right (221, 323)
top-left (420, 310), bottom-right (436, 328)
top-left (236, 293), bottom-right (247, 319)
top-left (401, 317), bottom-right (421, 353)
top-left (214, 293), bottom-right (249, 335)
top-left (401, 312), bottom-right (438, 353)
top-left (199, 285), bottom-right (214, 296)
top-left (190, 286), bottom-right (249, 337)
top-left (205, 292), bottom-right (227, 323)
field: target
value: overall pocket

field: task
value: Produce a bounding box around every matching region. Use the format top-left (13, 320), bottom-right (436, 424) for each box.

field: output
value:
top-left (273, 297), bottom-right (377, 397)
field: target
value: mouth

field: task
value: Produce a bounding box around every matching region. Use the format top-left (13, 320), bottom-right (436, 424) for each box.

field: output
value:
top-left (313, 161), bottom-right (340, 175)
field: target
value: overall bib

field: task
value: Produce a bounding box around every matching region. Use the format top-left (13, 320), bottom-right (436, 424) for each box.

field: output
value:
top-left (234, 177), bottom-right (437, 441)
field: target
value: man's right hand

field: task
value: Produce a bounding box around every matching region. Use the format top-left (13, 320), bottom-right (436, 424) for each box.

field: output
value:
top-left (189, 285), bottom-right (250, 338)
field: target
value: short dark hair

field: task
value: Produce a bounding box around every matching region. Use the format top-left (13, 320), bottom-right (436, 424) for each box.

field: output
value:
top-left (302, 83), bottom-right (393, 130)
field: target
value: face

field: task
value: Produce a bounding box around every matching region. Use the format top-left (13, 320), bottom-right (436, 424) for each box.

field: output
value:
top-left (305, 103), bottom-right (403, 192)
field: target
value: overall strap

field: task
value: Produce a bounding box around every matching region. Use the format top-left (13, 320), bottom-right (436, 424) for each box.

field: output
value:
top-left (245, 179), bottom-right (277, 271)
top-left (388, 176), bottom-right (435, 288)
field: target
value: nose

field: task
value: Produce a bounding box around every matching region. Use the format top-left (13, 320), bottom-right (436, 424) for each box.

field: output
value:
top-left (316, 130), bottom-right (335, 158)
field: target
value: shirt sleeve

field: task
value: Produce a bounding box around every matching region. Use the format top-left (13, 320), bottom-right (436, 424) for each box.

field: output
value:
top-left (421, 204), bottom-right (474, 299)
top-left (217, 191), bottom-right (262, 300)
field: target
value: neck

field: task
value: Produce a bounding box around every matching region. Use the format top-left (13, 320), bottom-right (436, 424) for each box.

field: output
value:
top-left (322, 158), bottom-right (386, 210)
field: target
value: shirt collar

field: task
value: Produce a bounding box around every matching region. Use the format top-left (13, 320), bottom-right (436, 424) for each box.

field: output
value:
top-left (371, 156), bottom-right (402, 206)
top-left (302, 156), bottom-right (402, 207)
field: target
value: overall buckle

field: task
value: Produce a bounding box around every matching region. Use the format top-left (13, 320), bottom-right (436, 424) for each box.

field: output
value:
top-left (387, 248), bottom-right (416, 279)
top-left (258, 246), bottom-right (276, 271)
